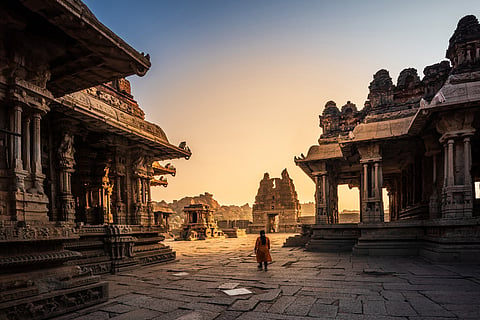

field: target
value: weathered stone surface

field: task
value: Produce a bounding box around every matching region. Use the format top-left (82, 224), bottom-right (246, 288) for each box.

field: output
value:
top-left (308, 301), bottom-right (338, 318)
top-left (268, 296), bottom-right (296, 314)
top-left (385, 300), bottom-right (417, 316)
top-left (228, 298), bottom-right (259, 312)
top-left (294, 15), bottom-right (480, 262)
top-left (362, 299), bottom-right (387, 315)
top-left (338, 299), bottom-right (362, 314)
top-left (283, 296), bottom-right (316, 316)
top-left (110, 308), bottom-right (161, 320)
top-left (99, 303), bottom-right (136, 314)
top-left (46, 234), bottom-right (480, 320)
top-left (250, 170), bottom-right (300, 233)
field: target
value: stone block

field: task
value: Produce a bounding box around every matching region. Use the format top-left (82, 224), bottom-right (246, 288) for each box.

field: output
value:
top-left (283, 296), bottom-right (316, 316)
top-left (110, 308), bottom-right (161, 320)
top-left (308, 302), bottom-right (338, 318)
top-left (268, 296), bottom-right (296, 314)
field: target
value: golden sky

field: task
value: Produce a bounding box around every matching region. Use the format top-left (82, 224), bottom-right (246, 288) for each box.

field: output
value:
top-left (84, 0), bottom-right (479, 209)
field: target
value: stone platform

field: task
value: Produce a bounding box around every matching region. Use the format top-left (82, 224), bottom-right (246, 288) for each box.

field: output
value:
top-left (53, 233), bottom-right (480, 320)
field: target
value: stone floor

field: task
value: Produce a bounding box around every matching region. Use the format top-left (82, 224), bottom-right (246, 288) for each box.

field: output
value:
top-left (54, 233), bottom-right (480, 319)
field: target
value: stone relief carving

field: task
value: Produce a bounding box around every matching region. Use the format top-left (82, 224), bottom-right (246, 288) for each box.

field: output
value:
top-left (0, 225), bottom-right (77, 241)
top-left (58, 132), bottom-right (76, 168)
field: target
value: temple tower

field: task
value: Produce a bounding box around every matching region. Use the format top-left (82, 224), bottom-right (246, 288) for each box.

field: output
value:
top-left (250, 169), bottom-right (300, 233)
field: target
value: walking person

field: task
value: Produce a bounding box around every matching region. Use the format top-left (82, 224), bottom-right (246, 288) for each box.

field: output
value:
top-left (254, 230), bottom-right (272, 271)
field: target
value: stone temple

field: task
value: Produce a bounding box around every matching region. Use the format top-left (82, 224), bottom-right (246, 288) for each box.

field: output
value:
top-left (291, 15), bottom-right (480, 261)
top-left (250, 169), bottom-right (300, 233)
top-left (0, 0), bottom-right (190, 318)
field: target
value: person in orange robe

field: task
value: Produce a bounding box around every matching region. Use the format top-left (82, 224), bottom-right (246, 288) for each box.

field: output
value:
top-left (254, 230), bottom-right (272, 271)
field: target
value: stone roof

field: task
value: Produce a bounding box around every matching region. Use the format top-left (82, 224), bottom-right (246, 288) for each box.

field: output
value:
top-left (14, 0), bottom-right (151, 97)
top-left (343, 116), bottom-right (414, 143)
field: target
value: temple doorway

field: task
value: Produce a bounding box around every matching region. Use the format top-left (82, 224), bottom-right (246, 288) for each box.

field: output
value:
top-left (337, 185), bottom-right (360, 223)
top-left (267, 213), bottom-right (279, 233)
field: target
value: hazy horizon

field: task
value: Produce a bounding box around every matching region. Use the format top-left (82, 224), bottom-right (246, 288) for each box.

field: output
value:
top-left (84, 0), bottom-right (479, 210)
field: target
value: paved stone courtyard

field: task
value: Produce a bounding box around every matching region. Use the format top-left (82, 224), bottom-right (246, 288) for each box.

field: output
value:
top-left (54, 234), bottom-right (480, 319)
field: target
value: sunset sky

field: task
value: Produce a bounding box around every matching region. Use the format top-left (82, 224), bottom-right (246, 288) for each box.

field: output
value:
top-left (84, 0), bottom-right (479, 209)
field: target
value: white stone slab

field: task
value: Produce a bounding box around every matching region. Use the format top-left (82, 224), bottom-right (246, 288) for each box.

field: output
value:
top-left (217, 282), bottom-right (240, 289)
top-left (222, 288), bottom-right (252, 296)
top-left (172, 272), bottom-right (189, 276)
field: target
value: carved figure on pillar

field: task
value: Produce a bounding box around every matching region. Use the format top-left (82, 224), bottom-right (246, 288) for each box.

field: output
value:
top-left (57, 132), bottom-right (76, 222)
top-left (102, 167), bottom-right (114, 224)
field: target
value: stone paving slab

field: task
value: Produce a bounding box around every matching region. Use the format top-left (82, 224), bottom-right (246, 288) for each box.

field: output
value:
top-left (52, 234), bottom-right (480, 320)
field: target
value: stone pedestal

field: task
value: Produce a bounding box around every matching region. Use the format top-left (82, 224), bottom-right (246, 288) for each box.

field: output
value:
top-left (0, 222), bottom-right (108, 320)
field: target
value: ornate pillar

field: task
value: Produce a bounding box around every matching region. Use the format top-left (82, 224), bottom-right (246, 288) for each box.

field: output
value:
top-left (11, 105), bottom-right (23, 170)
top-left (447, 139), bottom-right (455, 186)
top-left (21, 116), bottom-right (31, 173)
top-left (464, 137), bottom-right (472, 186)
top-left (437, 111), bottom-right (475, 219)
top-left (30, 112), bottom-right (44, 194)
top-left (424, 134), bottom-right (442, 219)
top-left (57, 132), bottom-right (76, 222)
top-left (10, 105), bottom-right (27, 195)
top-left (358, 143), bottom-right (384, 223)
top-left (102, 167), bottom-right (114, 224)
top-left (313, 166), bottom-right (329, 224)
top-left (429, 151), bottom-right (440, 218)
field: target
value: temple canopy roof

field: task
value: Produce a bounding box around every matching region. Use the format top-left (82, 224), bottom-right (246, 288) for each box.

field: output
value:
top-left (342, 116), bottom-right (414, 143)
top-left (4, 0), bottom-right (151, 97)
top-left (152, 162), bottom-right (177, 176)
top-left (56, 89), bottom-right (192, 160)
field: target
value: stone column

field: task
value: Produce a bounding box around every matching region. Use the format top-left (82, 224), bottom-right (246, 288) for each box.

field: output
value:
top-left (328, 174), bottom-right (338, 224)
top-left (137, 178), bottom-right (142, 203)
top-left (447, 139), bottom-right (454, 187)
top-left (358, 143), bottom-right (384, 223)
top-left (146, 178), bottom-right (153, 226)
top-left (437, 111), bottom-right (475, 219)
top-left (464, 137), bottom-right (472, 186)
top-left (57, 132), bottom-right (76, 222)
top-left (116, 176), bottom-right (122, 202)
top-left (313, 171), bottom-right (329, 224)
top-left (22, 116), bottom-right (31, 173)
top-left (31, 113), bottom-right (44, 194)
top-left (443, 143), bottom-right (448, 188)
top-left (11, 105), bottom-right (23, 170)
top-left (428, 151), bottom-right (440, 219)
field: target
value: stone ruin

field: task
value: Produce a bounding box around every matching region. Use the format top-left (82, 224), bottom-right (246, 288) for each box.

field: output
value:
top-left (292, 15), bottom-right (480, 261)
top-left (179, 204), bottom-right (224, 240)
top-left (0, 1), bottom-right (191, 318)
top-left (250, 169), bottom-right (300, 233)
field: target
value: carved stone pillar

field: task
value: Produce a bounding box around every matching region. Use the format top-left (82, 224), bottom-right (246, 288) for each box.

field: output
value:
top-left (313, 168), bottom-right (329, 224)
top-left (429, 151), bottom-right (440, 218)
top-left (57, 132), bottom-right (76, 222)
top-left (21, 116), bottom-right (31, 173)
top-left (424, 134), bottom-right (442, 219)
top-left (102, 167), bottom-right (114, 224)
top-left (358, 144), bottom-right (384, 223)
top-left (30, 112), bottom-right (44, 194)
top-left (146, 178), bottom-right (153, 226)
top-left (437, 111), bottom-right (475, 219)
top-left (10, 106), bottom-right (28, 195)
top-left (11, 105), bottom-right (23, 170)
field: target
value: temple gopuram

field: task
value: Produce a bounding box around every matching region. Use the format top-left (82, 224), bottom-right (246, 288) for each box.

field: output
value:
top-left (293, 15), bottom-right (480, 261)
top-left (250, 169), bottom-right (300, 233)
top-left (0, 0), bottom-right (190, 318)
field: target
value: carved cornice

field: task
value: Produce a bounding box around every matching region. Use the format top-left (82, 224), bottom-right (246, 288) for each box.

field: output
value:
top-left (9, 79), bottom-right (52, 112)
top-left (0, 250), bottom-right (81, 268)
